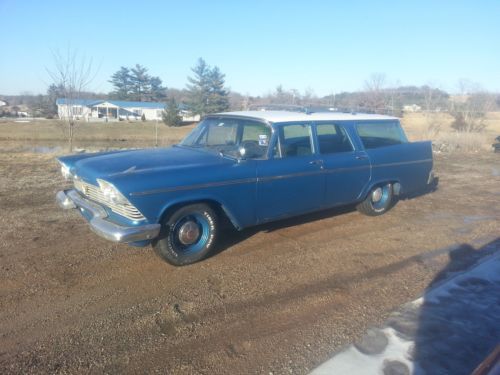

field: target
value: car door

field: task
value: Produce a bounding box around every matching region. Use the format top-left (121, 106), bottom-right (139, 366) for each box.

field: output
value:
top-left (256, 123), bottom-right (325, 223)
top-left (315, 122), bottom-right (371, 206)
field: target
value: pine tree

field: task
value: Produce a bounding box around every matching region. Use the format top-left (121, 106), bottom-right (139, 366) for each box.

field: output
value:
top-left (130, 64), bottom-right (151, 101)
top-left (150, 76), bottom-right (167, 101)
top-left (186, 58), bottom-right (229, 116)
top-left (162, 98), bottom-right (183, 127)
top-left (109, 67), bottom-right (131, 99)
top-left (46, 83), bottom-right (65, 116)
top-left (207, 66), bottom-right (229, 113)
top-left (186, 58), bottom-right (211, 116)
top-left (109, 65), bottom-right (166, 102)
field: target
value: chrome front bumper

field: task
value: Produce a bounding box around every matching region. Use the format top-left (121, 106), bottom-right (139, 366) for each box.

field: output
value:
top-left (56, 189), bottom-right (161, 243)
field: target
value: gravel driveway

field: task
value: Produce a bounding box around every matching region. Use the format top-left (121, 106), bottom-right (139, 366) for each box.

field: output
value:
top-left (0, 151), bottom-right (499, 374)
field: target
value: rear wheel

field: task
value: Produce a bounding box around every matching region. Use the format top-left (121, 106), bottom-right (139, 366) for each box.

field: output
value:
top-left (153, 203), bottom-right (217, 266)
top-left (357, 183), bottom-right (394, 216)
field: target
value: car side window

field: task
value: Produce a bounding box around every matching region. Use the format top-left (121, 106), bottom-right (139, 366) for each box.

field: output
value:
top-left (240, 122), bottom-right (272, 159)
top-left (276, 124), bottom-right (313, 158)
top-left (204, 120), bottom-right (238, 145)
top-left (357, 121), bottom-right (408, 149)
top-left (242, 122), bottom-right (271, 143)
top-left (316, 123), bottom-right (353, 154)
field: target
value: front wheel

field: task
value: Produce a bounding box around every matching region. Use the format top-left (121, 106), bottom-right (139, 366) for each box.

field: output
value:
top-left (357, 183), bottom-right (394, 216)
top-left (153, 203), bottom-right (217, 266)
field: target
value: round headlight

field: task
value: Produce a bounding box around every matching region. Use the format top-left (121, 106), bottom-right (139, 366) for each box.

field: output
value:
top-left (59, 162), bottom-right (73, 180)
top-left (96, 179), bottom-right (129, 205)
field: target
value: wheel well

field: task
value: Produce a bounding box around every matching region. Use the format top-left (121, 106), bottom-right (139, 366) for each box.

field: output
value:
top-left (159, 200), bottom-right (237, 229)
top-left (363, 180), bottom-right (400, 199)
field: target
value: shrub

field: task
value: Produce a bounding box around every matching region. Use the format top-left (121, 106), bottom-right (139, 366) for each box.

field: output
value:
top-left (162, 98), bottom-right (183, 127)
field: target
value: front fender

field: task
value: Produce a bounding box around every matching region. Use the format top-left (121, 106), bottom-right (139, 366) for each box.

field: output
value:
top-left (127, 179), bottom-right (257, 230)
top-left (156, 194), bottom-right (246, 230)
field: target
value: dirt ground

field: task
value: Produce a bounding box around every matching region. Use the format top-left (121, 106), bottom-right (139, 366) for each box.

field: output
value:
top-left (0, 145), bottom-right (499, 374)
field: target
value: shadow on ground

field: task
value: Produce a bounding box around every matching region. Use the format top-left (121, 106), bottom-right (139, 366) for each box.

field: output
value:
top-left (212, 204), bottom-right (356, 258)
top-left (309, 238), bottom-right (499, 375)
top-left (212, 180), bottom-right (438, 259)
top-left (413, 238), bottom-right (500, 374)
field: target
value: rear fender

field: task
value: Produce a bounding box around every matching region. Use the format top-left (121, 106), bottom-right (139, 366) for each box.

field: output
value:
top-left (360, 179), bottom-right (402, 201)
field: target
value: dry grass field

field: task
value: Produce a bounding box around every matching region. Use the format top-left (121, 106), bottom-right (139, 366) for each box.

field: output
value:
top-left (402, 111), bottom-right (500, 152)
top-left (1, 112), bottom-right (499, 154)
top-left (0, 119), bottom-right (195, 152)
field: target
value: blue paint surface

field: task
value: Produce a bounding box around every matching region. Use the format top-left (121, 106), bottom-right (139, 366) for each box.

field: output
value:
top-left (58, 115), bottom-right (433, 246)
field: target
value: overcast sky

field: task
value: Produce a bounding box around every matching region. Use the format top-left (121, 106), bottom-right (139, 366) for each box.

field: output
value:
top-left (0, 0), bottom-right (499, 96)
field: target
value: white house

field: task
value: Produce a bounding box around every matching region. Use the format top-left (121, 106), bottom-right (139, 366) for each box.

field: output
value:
top-left (403, 104), bottom-right (422, 113)
top-left (56, 99), bottom-right (200, 122)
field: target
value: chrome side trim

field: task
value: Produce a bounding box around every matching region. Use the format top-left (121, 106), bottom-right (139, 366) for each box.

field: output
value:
top-left (129, 158), bottom-right (432, 196)
top-left (56, 190), bottom-right (160, 243)
top-left (372, 158), bottom-right (433, 168)
top-left (323, 164), bottom-right (371, 174)
top-left (130, 178), bottom-right (258, 196)
top-left (258, 169), bottom-right (324, 183)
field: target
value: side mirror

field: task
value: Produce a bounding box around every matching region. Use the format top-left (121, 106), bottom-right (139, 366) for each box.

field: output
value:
top-left (238, 146), bottom-right (247, 159)
top-left (237, 146), bottom-right (247, 162)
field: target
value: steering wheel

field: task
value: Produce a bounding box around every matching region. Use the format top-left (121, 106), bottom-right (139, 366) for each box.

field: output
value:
top-left (240, 140), bottom-right (262, 158)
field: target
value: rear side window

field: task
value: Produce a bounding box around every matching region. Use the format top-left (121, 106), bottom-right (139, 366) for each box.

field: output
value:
top-left (357, 121), bottom-right (408, 149)
top-left (316, 123), bottom-right (353, 154)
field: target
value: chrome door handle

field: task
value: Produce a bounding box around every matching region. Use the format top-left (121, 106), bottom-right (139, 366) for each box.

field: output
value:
top-left (309, 160), bottom-right (323, 165)
top-left (356, 155), bottom-right (368, 160)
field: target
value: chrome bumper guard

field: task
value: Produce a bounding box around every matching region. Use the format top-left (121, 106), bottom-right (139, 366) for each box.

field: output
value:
top-left (56, 189), bottom-right (161, 243)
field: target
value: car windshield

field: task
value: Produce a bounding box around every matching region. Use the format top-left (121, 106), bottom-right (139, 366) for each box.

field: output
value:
top-left (180, 117), bottom-right (272, 159)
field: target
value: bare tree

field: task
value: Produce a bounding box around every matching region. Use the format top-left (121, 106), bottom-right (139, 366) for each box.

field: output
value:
top-left (386, 79), bottom-right (403, 116)
top-left (290, 89), bottom-right (299, 105)
top-left (301, 87), bottom-right (316, 106)
top-left (46, 48), bottom-right (96, 151)
top-left (450, 80), bottom-right (494, 133)
top-left (363, 73), bottom-right (387, 113)
top-left (422, 82), bottom-right (442, 137)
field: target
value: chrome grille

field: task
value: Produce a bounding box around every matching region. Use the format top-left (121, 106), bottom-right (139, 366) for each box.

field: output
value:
top-left (74, 180), bottom-right (145, 221)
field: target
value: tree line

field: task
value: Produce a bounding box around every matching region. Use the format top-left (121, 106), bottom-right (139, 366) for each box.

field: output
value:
top-left (106, 59), bottom-right (229, 126)
top-left (2, 56), bottom-right (499, 132)
top-left (109, 64), bottom-right (167, 102)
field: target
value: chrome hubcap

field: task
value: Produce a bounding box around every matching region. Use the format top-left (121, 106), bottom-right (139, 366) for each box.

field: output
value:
top-left (372, 187), bottom-right (383, 203)
top-left (178, 221), bottom-right (200, 245)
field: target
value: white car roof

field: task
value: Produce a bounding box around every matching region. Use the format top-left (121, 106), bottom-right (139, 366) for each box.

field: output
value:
top-left (215, 110), bottom-right (398, 123)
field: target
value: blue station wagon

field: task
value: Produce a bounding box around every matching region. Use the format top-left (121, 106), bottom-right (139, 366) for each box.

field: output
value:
top-left (56, 111), bottom-right (435, 265)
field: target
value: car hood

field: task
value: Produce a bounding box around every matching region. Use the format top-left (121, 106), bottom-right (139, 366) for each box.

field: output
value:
top-left (67, 146), bottom-right (231, 183)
